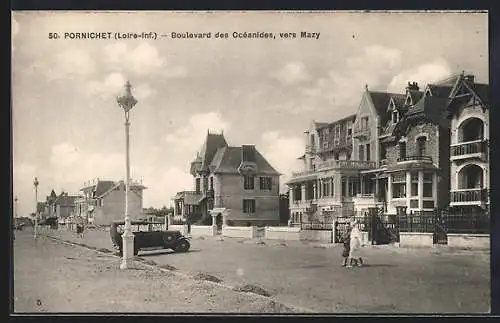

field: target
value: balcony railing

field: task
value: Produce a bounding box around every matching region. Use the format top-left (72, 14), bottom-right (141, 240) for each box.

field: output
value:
top-left (450, 139), bottom-right (488, 158)
top-left (305, 144), bottom-right (316, 153)
top-left (353, 127), bottom-right (370, 139)
top-left (317, 159), bottom-right (377, 171)
top-left (291, 169), bottom-right (317, 177)
top-left (450, 188), bottom-right (489, 203)
top-left (397, 155), bottom-right (433, 163)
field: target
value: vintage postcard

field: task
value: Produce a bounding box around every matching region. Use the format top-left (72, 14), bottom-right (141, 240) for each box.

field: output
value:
top-left (11, 10), bottom-right (490, 314)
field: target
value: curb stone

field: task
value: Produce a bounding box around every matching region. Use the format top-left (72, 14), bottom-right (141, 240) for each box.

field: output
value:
top-left (44, 234), bottom-right (313, 313)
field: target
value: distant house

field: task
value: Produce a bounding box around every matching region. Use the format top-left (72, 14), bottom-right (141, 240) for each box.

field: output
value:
top-left (74, 178), bottom-right (147, 226)
top-left (55, 192), bottom-right (79, 223)
top-left (36, 202), bottom-right (47, 221)
top-left (173, 131), bottom-right (281, 226)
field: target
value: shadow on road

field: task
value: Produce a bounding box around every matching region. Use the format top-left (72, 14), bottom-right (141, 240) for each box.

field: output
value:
top-left (356, 264), bottom-right (397, 268)
top-left (139, 249), bottom-right (202, 257)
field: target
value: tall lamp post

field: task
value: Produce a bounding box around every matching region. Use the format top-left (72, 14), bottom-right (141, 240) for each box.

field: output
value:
top-left (33, 177), bottom-right (39, 238)
top-left (116, 81), bottom-right (137, 270)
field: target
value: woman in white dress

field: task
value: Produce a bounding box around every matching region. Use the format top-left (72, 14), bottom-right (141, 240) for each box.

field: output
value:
top-left (347, 221), bottom-right (364, 268)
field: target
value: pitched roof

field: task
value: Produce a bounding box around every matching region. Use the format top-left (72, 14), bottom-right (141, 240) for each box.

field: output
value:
top-left (427, 84), bottom-right (454, 98)
top-left (408, 90), bottom-right (424, 104)
top-left (211, 146), bottom-right (280, 175)
top-left (391, 94), bottom-right (407, 109)
top-left (368, 91), bottom-right (403, 125)
top-left (56, 195), bottom-right (78, 207)
top-left (471, 83), bottom-right (489, 104)
top-left (199, 133), bottom-right (228, 172)
top-left (95, 180), bottom-right (115, 197)
top-left (316, 114), bottom-right (356, 130)
top-left (173, 191), bottom-right (202, 205)
top-left (406, 95), bottom-right (451, 126)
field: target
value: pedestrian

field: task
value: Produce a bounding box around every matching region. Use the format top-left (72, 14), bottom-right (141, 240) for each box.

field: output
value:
top-left (341, 223), bottom-right (352, 267)
top-left (347, 220), bottom-right (364, 268)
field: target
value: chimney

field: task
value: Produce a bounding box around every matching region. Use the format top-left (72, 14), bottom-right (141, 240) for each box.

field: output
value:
top-left (406, 81), bottom-right (419, 91)
top-left (241, 145), bottom-right (256, 162)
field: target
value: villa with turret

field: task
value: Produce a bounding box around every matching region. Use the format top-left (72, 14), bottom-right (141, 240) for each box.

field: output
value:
top-left (173, 131), bottom-right (281, 227)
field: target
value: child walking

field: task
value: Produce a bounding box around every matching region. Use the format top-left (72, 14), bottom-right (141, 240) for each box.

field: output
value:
top-left (341, 223), bottom-right (352, 267)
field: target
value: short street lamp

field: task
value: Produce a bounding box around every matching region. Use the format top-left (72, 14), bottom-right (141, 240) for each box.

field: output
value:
top-left (33, 177), bottom-right (39, 239)
top-left (116, 81), bottom-right (138, 270)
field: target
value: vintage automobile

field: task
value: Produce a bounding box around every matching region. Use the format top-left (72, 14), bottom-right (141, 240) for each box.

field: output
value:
top-left (110, 220), bottom-right (191, 256)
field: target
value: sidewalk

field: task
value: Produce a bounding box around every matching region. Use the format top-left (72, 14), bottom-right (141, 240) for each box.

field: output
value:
top-left (13, 231), bottom-right (299, 313)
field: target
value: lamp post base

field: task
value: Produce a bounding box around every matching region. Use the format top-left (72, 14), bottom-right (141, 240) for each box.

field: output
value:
top-left (120, 230), bottom-right (135, 270)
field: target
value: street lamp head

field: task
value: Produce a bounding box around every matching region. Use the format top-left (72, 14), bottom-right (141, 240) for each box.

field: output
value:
top-left (33, 177), bottom-right (39, 187)
top-left (116, 80), bottom-right (138, 114)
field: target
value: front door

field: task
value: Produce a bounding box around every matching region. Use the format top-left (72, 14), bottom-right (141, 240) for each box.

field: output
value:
top-left (216, 214), bottom-right (223, 233)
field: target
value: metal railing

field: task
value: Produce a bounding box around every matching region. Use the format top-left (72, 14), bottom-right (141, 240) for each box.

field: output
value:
top-left (397, 155), bottom-right (433, 163)
top-left (317, 159), bottom-right (377, 171)
top-left (353, 127), bottom-right (370, 138)
top-left (450, 188), bottom-right (488, 203)
top-left (450, 139), bottom-right (488, 157)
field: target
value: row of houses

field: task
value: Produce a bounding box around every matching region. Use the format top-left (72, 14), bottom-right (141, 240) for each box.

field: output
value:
top-left (34, 179), bottom-right (147, 226)
top-left (287, 72), bottom-right (489, 225)
top-left (33, 71), bottom-right (488, 229)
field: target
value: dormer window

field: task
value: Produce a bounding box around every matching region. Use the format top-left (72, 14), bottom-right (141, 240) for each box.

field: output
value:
top-left (392, 110), bottom-right (399, 123)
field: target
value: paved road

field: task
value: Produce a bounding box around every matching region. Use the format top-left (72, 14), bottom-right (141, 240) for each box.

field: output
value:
top-left (45, 228), bottom-right (490, 313)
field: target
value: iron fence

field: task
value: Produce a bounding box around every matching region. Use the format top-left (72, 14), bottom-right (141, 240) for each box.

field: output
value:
top-left (444, 213), bottom-right (490, 234)
top-left (301, 221), bottom-right (333, 230)
top-left (399, 211), bottom-right (490, 234)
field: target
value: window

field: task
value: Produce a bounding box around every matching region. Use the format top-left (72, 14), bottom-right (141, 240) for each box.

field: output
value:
top-left (334, 153), bottom-right (339, 160)
top-left (392, 172), bottom-right (406, 198)
top-left (362, 117), bottom-right (369, 129)
top-left (347, 121), bottom-right (353, 138)
top-left (359, 145), bottom-right (364, 161)
top-left (380, 144), bottom-right (387, 160)
top-left (335, 124), bottom-right (341, 138)
top-left (195, 178), bottom-right (201, 194)
top-left (203, 177), bottom-right (208, 192)
top-left (399, 142), bottom-right (407, 159)
top-left (209, 177), bottom-right (214, 191)
top-left (410, 172), bottom-right (418, 197)
top-left (366, 144), bottom-right (371, 161)
top-left (244, 175), bottom-right (255, 190)
top-left (260, 177), bottom-right (272, 190)
top-left (423, 173), bottom-right (433, 197)
top-left (392, 111), bottom-right (399, 123)
top-left (243, 199), bottom-right (256, 214)
top-left (417, 137), bottom-right (427, 156)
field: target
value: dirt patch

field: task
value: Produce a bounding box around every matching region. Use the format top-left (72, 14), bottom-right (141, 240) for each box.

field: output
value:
top-left (139, 259), bottom-right (158, 266)
top-left (159, 264), bottom-right (178, 271)
top-left (255, 241), bottom-right (266, 245)
top-left (237, 240), bottom-right (245, 243)
top-left (233, 284), bottom-right (272, 297)
top-left (197, 236), bottom-right (206, 240)
top-left (193, 273), bottom-right (223, 283)
top-left (97, 248), bottom-right (112, 253)
top-left (254, 299), bottom-right (297, 313)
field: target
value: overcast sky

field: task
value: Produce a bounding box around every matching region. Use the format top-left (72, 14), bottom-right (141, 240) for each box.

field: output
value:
top-left (12, 11), bottom-right (488, 217)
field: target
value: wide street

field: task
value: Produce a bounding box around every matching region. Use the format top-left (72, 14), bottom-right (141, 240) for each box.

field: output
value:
top-left (15, 227), bottom-right (490, 314)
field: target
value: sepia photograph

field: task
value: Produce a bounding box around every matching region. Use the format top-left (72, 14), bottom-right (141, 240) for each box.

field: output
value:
top-left (11, 10), bottom-right (490, 314)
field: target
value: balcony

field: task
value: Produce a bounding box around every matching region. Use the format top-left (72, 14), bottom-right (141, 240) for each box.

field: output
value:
top-left (317, 159), bottom-right (377, 171)
top-left (450, 139), bottom-right (488, 161)
top-left (353, 127), bottom-right (370, 139)
top-left (397, 155), bottom-right (433, 163)
top-left (291, 169), bottom-right (316, 177)
top-left (450, 188), bottom-right (489, 206)
top-left (305, 144), bottom-right (316, 154)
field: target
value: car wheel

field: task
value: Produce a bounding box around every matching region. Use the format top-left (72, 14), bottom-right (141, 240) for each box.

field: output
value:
top-left (175, 240), bottom-right (190, 253)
